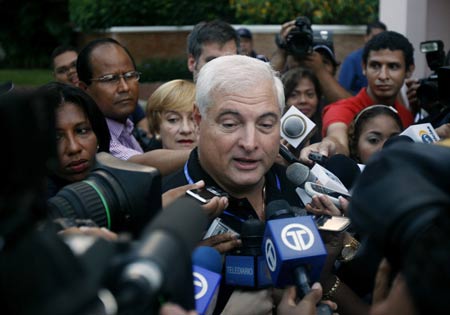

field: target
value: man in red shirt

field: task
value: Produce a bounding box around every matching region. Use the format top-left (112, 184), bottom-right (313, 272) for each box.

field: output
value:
top-left (301, 31), bottom-right (415, 160)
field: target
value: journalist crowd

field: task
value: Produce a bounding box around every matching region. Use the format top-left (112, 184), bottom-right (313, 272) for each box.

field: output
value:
top-left (2, 15), bottom-right (450, 315)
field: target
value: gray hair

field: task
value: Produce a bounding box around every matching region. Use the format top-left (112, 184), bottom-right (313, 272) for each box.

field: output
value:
top-left (195, 55), bottom-right (285, 116)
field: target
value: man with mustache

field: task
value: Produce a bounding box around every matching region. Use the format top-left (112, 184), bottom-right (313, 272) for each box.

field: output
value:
top-left (77, 38), bottom-right (189, 175)
top-left (301, 31), bottom-right (415, 160)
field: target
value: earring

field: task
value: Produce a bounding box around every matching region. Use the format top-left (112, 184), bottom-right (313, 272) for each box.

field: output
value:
top-left (97, 145), bottom-right (100, 152)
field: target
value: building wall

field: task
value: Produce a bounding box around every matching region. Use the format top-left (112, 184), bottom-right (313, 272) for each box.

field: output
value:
top-left (77, 25), bottom-right (365, 68)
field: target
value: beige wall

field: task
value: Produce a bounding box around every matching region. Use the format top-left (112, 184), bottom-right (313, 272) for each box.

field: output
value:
top-left (380, 0), bottom-right (450, 78)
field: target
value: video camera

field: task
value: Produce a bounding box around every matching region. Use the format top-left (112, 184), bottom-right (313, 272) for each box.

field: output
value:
top-left (417, 40), bottom-right (450, 114)
top-left (285, 16), bottom-right (314, 57)
top-left (48, 152), bottom-right (162, 237)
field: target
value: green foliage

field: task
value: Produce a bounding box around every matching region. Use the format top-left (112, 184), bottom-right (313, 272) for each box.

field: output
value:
top-left (0, 1), bottom-right (75, 68)
top-left (138, 58), bottom-right (192, 82)
top-left (230, 0), bottom-right (379, 25)
top-left (0, 69), bottom-right (54, 86)
top-left (69, 0), bottom-right (236, 31)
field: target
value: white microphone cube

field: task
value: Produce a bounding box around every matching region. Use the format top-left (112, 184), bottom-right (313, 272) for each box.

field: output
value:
top-left (400, 123), bottom-right (440, 143)
top-left (280, 106), bottom-right (316, 148)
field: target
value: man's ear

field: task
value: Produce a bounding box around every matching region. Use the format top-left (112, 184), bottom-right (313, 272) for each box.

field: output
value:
top-left (187, 54), bottom-right (196, 73)
top-left (362, 62), bottom-right (367, 76)
top-left (193, 103), bottom-right (202, 125)
top-left (405, 64), bottom-right (415, 79)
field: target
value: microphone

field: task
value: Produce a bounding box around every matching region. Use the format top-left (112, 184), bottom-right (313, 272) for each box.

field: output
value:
top-left (192, 246), bottom-right (222, 315)
top-left (279, 143), bottom-right (301, 164)
top-left (286, 162), bottom-right (317, 187)
top-left (280, 106), bottom-right (316, 148)
top-left (114, 197), bottom-right (208, 312)
top-left (263, 200), bottom-right (332, 315)
top-left (400, 123), bottom-right (440, 143)
top-left (225, 218), bottom-right (272, 288)
top-left (383, 135), bottom-right (414, 149)
top-left (322, 154), bottom-right (361, 190)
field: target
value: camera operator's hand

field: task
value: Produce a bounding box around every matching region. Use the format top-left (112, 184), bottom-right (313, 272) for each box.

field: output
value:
top-left (199, 232), bottom-right (242, 254)
top-left (271, 20), bottom-right (297, 72)
top-left (277, 284), bottom-right (338, 315)
top-left (405, 78), bottom-right (420, 115)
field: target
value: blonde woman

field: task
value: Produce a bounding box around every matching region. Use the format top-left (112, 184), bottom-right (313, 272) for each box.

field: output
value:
top-left (146, 79), bottom-right (198, 150)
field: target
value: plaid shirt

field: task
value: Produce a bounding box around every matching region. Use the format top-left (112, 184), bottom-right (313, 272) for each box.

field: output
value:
top-left (106, 118), bottom-right (143, 160)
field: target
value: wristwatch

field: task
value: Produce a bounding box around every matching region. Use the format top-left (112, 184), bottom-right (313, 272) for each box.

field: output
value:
top-left (339, 235), bottom-right (360, 262)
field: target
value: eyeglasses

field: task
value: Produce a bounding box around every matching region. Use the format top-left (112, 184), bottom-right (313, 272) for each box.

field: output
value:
top-left (90, 71), bottom-right (141, 85)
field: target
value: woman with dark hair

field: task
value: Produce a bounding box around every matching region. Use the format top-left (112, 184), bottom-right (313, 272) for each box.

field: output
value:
top-left (40, 82), bottom-right (110, 197)
top-left (348, 104), bottom-right (403, 164)
top-left (282, 67), bottom-right (323, 145)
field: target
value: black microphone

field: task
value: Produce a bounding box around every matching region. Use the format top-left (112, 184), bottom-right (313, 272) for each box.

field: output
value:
top-left (383, 135), bottom-right (414, 149)
top-left (286, 162), bottom-right (317, 187)
top-left (322, 154), bottom-right (361, 190)
top-left (279, 143), bottom-right (301, 164)
top-left (114, 197), bottom-right (208, 312)
top-left (224, 218), bottom-right (272, 288)
top-left (263, 200), bottom-right (332, 315)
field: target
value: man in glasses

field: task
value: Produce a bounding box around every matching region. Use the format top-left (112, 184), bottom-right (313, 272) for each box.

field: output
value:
top-left (77, 38), bottom-right (190, 176)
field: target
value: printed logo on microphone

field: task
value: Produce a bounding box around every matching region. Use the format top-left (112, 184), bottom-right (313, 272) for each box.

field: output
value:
top-left (419, 130), bottom-right (434, 143)
top-left (193, 272), bottom-right (208, 300)
top-left (281, 223), bottom-right (314, 251)
top-left (265, 239), bottom-right (277, 272)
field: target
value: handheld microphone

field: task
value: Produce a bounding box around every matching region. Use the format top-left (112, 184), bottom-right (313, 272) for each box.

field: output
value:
top-left (225, 218), bottom-right (272, 288)
top-left (322, 154), bottom-right (361, 190)
top-left (400, 123), bottom-right (440, 143)
top-left (280, 106), bottom-right (316, 148)
top-left (279, 143), bottom-right (301, 164)
top-left (383, 135), bottom-right (414, 148)
top-left (286, 162), bottom-right (317, 187)
top-left (114, 197), bottom-right (208, 312)
top-left (263, 200), bottom-right (331, 315)
top-left (192, 246), bottom-right (222, 315)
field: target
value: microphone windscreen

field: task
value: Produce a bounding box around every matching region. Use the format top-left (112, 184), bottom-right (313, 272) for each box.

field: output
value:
top-left (266, 200), bottom-right (295, 220)
top-left (383, 135), bottom-right (414, 149)
top-left (192, 246), bottom-right (222, 274)
top-left (286, 162), bottom-right (311, 187)
top-left (144, 197), bottom-right (208, 253)
top-left (282, 115), bottom-right (306, 138)
top-left (323, 154), bottom-right (361, 190)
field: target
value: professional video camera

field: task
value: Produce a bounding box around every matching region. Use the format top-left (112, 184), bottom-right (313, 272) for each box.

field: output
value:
top-left (48, 152), bottom-right (162, 237)
top-left (285, 16), bottom-right (314, 57)
top-left (417, 40), bottom-right (450, 115)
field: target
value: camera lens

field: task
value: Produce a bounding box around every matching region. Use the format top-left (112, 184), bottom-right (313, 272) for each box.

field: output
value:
top-left (48, 153), bottom-right (162, 237)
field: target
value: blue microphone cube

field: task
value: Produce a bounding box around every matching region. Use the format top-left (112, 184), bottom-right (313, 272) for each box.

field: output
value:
top-left (193, 266), bottom-right (221, 315)
top-left (262, 216), bottom-right (327, 287)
